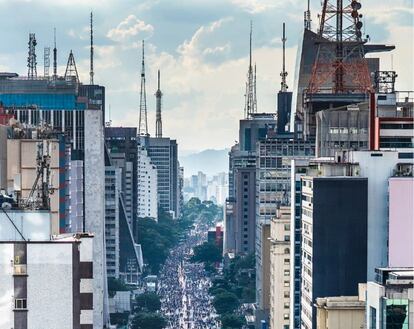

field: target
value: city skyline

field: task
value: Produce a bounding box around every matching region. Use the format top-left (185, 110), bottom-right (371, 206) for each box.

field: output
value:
top-left (0, 0), bottom-right (412, 151)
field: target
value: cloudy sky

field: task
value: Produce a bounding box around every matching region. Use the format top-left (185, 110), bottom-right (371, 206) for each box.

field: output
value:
top-left (0, 0), bottom-right (412, 152)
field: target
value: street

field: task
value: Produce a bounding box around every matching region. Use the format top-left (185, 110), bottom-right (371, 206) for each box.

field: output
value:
top-left (158, 224), bottom-right (221, 329)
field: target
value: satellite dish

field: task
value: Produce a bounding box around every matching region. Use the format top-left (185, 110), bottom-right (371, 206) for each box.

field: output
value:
top-left (351, 1), bottom-right (362, 10)
top-left (1, 202), bottom-right (12, 210)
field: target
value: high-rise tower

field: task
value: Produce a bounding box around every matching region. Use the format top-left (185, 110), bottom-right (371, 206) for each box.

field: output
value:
top-left (244, 21), bottom-right (257, 118)
top-left (155, 69), bottom-right (163, 138)
top-left (138, 40), bottom-right (148, 136)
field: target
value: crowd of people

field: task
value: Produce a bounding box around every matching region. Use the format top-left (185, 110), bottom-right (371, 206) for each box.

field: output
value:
top-left (158, 224), bottom-right (221, 329)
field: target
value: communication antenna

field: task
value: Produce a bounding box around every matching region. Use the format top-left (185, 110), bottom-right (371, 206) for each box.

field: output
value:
top-left (27, 33), bottom-right (37, 79)
top-left (64, 50), bottom-right (79, 82)
top-left (304, 0), bottom-right (312, 30)
top-left (138, 40), bottom-right (148, 136)
top-left (280, 23), bottom-right (288, 92)
top-left (308, 0), bottom-right (371, 94)
top-left (44, 47), bottom-right (50, 78)
top-left (244, 21), bottom-right (257, 118)
top-left (155, 69), bottom-right (163, 138)
top-left (90, 11), bottom-right (94, 85)
top-left (53, 28), bottom-right (58, 79)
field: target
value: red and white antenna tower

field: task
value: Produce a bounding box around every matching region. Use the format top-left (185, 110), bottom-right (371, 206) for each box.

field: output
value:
top-left (308, 0), bottom-right (372, 94)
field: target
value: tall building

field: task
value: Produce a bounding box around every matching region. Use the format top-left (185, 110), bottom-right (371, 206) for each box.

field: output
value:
top-left (105, 167), bottom-right (122, 279)
top-left (143, 136), bottom-right (180, 218)
top-left (104, 128), bottom-right (142, 285)
top-left (255, 137), bottom-right (314, 321)
top-left (300, 174), bottom-right (368, 329)
top-left (137, 145), bottom-right (158, 219)
top-left (105, 127), bottom-right (139, 225)
top-left (269, 206), bottom-right (292, 329)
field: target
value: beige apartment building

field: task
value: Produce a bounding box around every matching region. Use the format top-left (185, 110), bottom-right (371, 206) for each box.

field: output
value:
top-left (269, 206), bottom-right (291, 329)
top-left (315, 284), bottom-right (366, 329)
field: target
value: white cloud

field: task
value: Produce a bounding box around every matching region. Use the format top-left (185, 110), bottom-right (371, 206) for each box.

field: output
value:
top-left (230, 0), bottom-right (278, 13)
top-left (107, 15), bottom-right (154, 42)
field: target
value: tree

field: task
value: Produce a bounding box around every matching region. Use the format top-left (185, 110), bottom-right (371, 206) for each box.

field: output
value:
top-left (212, 292), bottom-right (239, 314)
top-left (108, 277), bottom-right (130, 297)
top-left (220, 313), bottom-right (246, 328)
top-left (191, 242), bottom-right (222, 263)
top-left (135, 292), bottom-right (161, 312)
top-left (131, 312), bottom-right (167, 329)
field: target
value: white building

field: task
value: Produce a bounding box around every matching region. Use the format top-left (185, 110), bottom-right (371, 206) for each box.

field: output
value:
top-left (105, 166), bottom-right (122, 279)
top-left (269, 207), bottom-right (292, 329)
top-left (0, 234), bottom-right (95, 329)
top-left (138, 146), bottom-right (158, 220)
top-left (348, 150), bottom-right (413, 280)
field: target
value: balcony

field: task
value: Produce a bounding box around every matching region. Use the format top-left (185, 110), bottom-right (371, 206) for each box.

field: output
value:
top-left (13, 264), bottom-right (27, 276)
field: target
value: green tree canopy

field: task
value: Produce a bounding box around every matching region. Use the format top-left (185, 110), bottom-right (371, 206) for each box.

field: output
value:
top-left (131, 312), bottom-right (167, 329)
top-left (220, 313), bottom-right (246, 329)
top-left (212, 292), bottom-right (239, 314)
top-left (135, 292), bottom-right (161, 312)
top-left (191, 242), bottom-right (222, 263)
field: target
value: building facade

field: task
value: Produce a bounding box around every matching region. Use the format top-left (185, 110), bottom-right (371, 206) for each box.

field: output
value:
top-left (137, 146), bottom-right (158, 219)
top-left (269, 207), bottom-right (292, 329)
top-left (143, 136), bottom-right (180, 218)
top-left (0, 234), bottom-right (95, 329)
top-left (300, 176), bottom-right (368, 329)
top-left (105, 167), bottom-right (121, 279)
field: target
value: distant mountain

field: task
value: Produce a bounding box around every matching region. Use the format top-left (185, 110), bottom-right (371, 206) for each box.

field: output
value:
top-left (179, 149), bottom-right (229, 177)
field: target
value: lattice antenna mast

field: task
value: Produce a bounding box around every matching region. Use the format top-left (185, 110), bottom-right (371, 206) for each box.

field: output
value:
top-left (90, 12), bottom-right (94, 85)
top-left (138, 40), bottom-right (148, 136)
top-left (308, 0), bottom-right (370, 94)
top-left (53, 28), bottom-right (57, 79)
top-left (155, 69), bottom-right (163, 138)
top-left (244, 21), bottom-right (257, 118)
top-left (280, 23), bottom-right (288, 92)
top-left (44, 47), bottom-right (50, 78)
top-left (304, 0), bottom-right (312, 30)
top-left (64, 50), bottom-right (79, 83)
top-left (27, 33), bottom-right (37, 79)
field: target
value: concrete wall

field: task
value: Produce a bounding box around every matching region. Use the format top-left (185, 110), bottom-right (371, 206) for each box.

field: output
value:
top-left (84, 109), bottom-right (105, 328)
top-left (27, 243), bottom-right (73, 329)
top-left (351, 151), bottom-right (410, 280)
top-left (388, 177), bottom-right (414, 267)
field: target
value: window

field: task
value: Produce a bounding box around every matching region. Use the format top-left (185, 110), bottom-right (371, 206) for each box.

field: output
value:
top-left (284, 314), bottom-right (289, 320)
top-left (284, 291), bottom-right (290, 298)
top-left (284, 269), bottom-right (290, 276)
top-left (284, 235), bottom-right (290, 242)
top-left (284, 258), bottom-right (290, 265)
top-left (14, 299), bottom-right (27, 310)
top-left (284, 302), bottom-right (289, 309)
top-left (284, 248), bottom-right (290, 254)
top-left (284, 224), bottom-right (290, 231)
top-left (369, 307), bottom-right (376, 329)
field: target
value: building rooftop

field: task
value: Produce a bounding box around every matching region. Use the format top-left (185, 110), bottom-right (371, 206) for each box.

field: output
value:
top-left (315, 296), bottom-right (365, 310)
